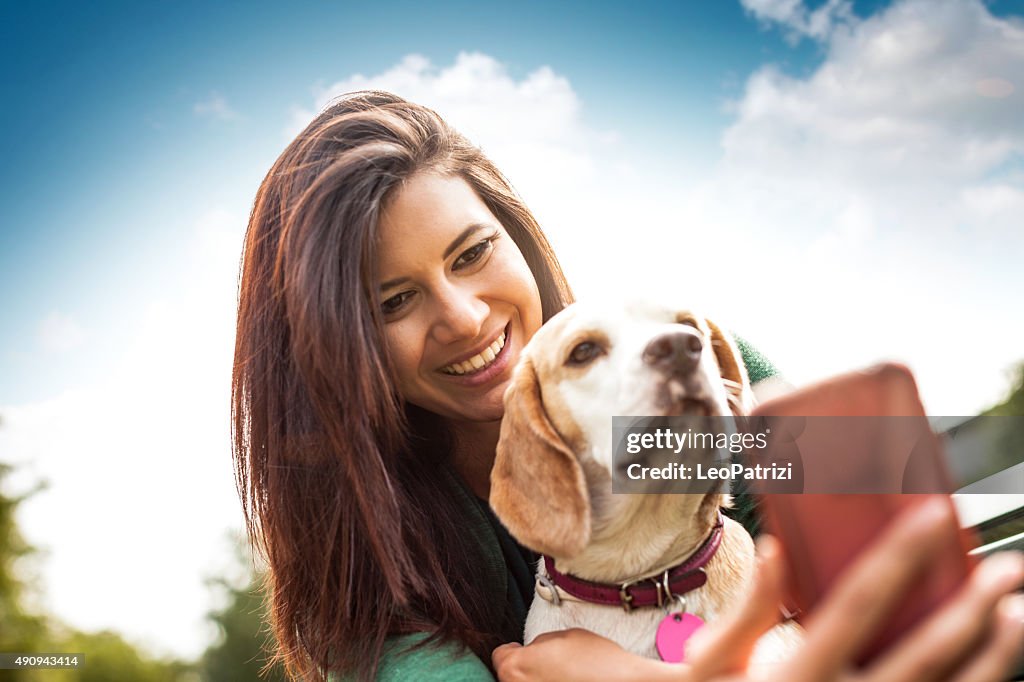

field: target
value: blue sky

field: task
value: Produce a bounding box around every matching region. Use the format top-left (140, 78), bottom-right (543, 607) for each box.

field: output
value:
top-left (4, 0), bottom-right (1022, 405)
top-left (2, 0), bottom-right (1023, 660)
top-left (1, 0), bottom-right (886, 405)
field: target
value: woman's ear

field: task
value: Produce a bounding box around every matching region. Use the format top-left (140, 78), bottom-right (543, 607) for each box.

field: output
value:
top-left (490, 358), bottom-right (592, 558)
top-left (704, 319), bottom-right (754, 416)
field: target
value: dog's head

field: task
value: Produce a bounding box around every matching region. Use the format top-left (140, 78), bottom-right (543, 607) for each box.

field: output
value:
top-left (490, 300), bottom-right (752, 559)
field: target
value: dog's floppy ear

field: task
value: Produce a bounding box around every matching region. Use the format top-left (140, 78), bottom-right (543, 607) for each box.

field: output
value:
top-left (704, 318), bottom-right (754, 415)
top-left (490, 358), bottom-right (591, 558)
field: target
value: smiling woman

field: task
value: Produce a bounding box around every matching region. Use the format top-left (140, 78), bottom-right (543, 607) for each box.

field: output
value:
top-left (231, 91), bottom-right (573, 681)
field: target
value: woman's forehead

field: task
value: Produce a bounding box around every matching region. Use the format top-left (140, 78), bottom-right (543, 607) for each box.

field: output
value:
top-left (379, 173), bottom-right (495, 241)
top-left (375, 173), bottom-right (502, 275)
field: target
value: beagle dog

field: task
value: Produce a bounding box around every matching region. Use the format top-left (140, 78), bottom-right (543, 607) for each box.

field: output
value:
top-left (490, 300), bottom-right (800, 663)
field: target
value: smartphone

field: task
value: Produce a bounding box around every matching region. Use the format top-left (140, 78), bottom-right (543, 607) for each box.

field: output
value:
top-left (751, 363), bottom-right (979, 666)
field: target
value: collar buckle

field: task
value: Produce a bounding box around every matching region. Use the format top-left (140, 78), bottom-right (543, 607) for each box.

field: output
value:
top-left (619, 579), bottom-right (639, 612)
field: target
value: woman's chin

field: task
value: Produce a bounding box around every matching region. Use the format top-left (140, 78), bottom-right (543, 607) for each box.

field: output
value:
top-left (459, 404), bottom-right (505, 424)
top-left (441, 397), bottom-right (506, 426)
top-left (442, 381), bottom-right (511, 423)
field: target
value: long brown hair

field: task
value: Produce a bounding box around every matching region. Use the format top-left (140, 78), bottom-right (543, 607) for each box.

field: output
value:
top-left (232, 91), bottom-right (573, 681)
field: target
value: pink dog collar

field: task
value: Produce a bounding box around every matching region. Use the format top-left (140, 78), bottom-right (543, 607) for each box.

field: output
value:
top-left (541, 510), bottom-right (725, 612)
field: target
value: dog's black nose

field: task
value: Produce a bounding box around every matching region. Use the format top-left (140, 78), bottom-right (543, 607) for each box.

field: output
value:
top-left (643, 329), bottom-right (703, 374)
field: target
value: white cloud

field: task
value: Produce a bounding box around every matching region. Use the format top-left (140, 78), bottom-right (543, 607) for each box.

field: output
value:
top-left (287, 53), bottom-right (584, 146)
top-left (741, 0), bottom-right (856, 42)
top-left (285, 52), bottom-right (611, 219)
top-left (194, 92), bottom-right (238, 121)
top-left (38, 312), bottom-right (86, 352)
top-left (975, 77), bottom-right (1015, 98)
top-left (680, 0), bottom-right (1024, 414)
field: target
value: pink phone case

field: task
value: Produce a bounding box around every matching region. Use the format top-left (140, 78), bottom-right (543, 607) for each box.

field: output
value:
top-left (753, 363), bottom-right (978, 666)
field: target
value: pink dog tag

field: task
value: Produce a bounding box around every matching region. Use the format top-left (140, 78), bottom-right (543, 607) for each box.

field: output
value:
top-left (655, 612), bottom-right (705, 663)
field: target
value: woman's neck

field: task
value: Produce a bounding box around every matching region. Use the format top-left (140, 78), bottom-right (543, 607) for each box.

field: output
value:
top-left (449, 419), bottom-right (501, 500)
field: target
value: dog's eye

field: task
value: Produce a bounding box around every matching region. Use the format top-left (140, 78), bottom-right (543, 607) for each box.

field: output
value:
top-left (676, 314), bottom-right (699, 329)
top-left (567, 341), bottom-right (603, 366)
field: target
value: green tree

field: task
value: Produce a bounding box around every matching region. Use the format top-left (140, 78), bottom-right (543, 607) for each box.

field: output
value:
top-left (981, 361), bottom-right (1024, 472)
top-left (0, 464), bottom-right (49, 681)
top-left (56, 629), bottom-right (195, 682)
top-left (197, 537), bottom-right (286, 682)
top-left (983, 361), bottom-right (1024, 416)
top-left (978, 361), bottom-right (1024, 543)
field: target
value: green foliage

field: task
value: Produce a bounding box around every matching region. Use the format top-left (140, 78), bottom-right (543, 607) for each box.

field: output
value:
top-left (55, 629), bottom-right (195, 682)
top-left (981, 361), bottom-right (1024, 471)
top-left (0, 460), bottom-right (50, 681)
top-left (197, 539), bottom-right (287, 682)
top-left (983, 361), bottom-right (1024, 416)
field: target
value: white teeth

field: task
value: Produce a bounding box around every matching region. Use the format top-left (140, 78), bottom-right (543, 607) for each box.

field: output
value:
top-left (441, 331), bottom-right (506, 375)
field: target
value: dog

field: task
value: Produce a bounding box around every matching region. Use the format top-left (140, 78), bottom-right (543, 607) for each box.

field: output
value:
top-left (490, 300), bottom-right (800, 663)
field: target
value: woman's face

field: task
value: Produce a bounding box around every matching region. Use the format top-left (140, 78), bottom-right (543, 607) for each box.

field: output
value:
top-left (375, 172), bottom-right (544, 424)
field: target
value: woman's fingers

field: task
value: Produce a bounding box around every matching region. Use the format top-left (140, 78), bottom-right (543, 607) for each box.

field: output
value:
top-left (949, 593), bottom-right (1024, 682)
top-left (492, 642), bottom-right (526, 681)
top-left (685, 535), bottom-right (789, 677)
top-left (862, 551), bottom-right (1024, 682)
top-left (790, 497), bottom-right (958, 680)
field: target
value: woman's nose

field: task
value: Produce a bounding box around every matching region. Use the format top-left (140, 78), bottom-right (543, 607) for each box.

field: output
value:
top-left (431, 284), bottom-right (489, 345)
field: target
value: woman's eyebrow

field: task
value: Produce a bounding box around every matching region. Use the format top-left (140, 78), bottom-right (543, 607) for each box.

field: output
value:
top-left (441, 223), bottom-right (489, 259)
top-left (379, 276), bottom-right (409, 291)
top-left (379, 223), bottom-right (492, 291)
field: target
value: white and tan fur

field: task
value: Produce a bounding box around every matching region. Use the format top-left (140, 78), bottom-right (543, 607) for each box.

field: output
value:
top-left (490, 300), bottom-right (800, 662)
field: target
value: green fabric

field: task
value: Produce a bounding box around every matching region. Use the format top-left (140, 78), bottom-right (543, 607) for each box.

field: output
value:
top-left (374, 633), bottom-right (494, 681)
top-left (442, 465), bottom-right (511, 622)
top-left (731, 336), bottom-right (780, 536)
top-left (440, 464), bottom-right (535, 635)
top-left (474, 496), bottom-right (537, 632)
top-left (734, 334), bottom-right (778, 385)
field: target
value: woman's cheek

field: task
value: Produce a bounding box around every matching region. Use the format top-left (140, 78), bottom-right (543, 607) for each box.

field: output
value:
top-left (383, 319), bottom-right (422, 385)
top-left (495, 247), bottom-right (542, 309)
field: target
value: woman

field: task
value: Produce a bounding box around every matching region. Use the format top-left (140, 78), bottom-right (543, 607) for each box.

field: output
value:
top-left (232, 91), bottom-right (1024, 681)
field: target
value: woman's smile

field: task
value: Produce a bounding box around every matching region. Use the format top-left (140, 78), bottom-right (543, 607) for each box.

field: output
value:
top-left (438, 322), bottom-right (510, 378)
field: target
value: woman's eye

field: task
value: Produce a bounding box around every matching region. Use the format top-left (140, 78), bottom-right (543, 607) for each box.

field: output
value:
top-left (453, 238), bottom-right (492, 270)
top-left (381, 291), bottom-right (414, 315)
top-left (567, 341), bottom-right (603, 365)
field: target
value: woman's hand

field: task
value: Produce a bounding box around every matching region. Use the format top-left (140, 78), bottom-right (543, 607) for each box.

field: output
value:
top-left (689, 498), bottom-right (1024, 681)
top-left (493, 498), bottom-right (1024, 681)
top-left (493, 628), bottom-right (679, 682)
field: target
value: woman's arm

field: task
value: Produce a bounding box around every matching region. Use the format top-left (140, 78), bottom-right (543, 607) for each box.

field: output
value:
top-left (493, 499), bottom-right (1024, 682)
